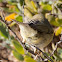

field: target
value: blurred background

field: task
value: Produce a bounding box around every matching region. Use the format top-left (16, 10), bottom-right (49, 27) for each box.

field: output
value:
top-left (0, 0), bottom-right (62, 62)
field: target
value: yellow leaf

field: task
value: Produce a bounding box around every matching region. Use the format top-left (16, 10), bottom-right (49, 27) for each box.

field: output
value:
top-left (5, 13), bottom-right (17, 21)
top-left (55, 18), bottom-right (62, 26)
top-left (55, 27), bottom-right (62, 36)
top-left (24, 55), bottom-right (36, 62)
top-left (31, 1), bottom-right (37, 11)
top-left (24, 8), bottom-right (32, 18)
top-left (25, 0), bottom-right (37, 12)
top-left (25, 0), bottom-right (33, 9)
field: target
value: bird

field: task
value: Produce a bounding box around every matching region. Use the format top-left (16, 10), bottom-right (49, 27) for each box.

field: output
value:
top-left (18, 13), bottom-right (54, 52)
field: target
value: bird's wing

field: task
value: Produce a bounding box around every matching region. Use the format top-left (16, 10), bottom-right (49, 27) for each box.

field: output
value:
top-left (28, 18), bottom-right (53, 34)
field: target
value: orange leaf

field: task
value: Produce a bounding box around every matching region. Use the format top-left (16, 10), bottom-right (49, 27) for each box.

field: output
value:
top-left (5, 13), bottom-right (17, 21)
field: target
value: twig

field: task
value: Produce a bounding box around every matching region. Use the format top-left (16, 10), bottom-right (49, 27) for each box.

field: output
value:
top-left (50, 32), bottom-right (62, 57)
top-left (34, 46), bottom-right (54, 62)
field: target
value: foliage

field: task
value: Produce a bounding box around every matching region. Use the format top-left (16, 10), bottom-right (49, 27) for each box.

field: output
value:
top-left (12, 50), bottom-right (24, 61)
top-left (0, 0), bottom-right (62, 62)
top-left (12, 40), bottom-right (24, 54)
top-left (0, 22), bottom-right (9, 39)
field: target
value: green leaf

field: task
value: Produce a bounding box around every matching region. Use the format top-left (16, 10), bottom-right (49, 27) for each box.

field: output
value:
top-left (58, 48), bottom-right (62, 59)
top-left (15, 6), bottom-right (20, 12)
top-left (57, 48), bottom-right (62, 54)
top-left (16, 15), bottom-right (23, 22)
top-left (0, 23), bottom-right (8, 38)
top-left (42, 4), bottom-right (52, 11)
top-left (54, 50), bottom-right (62, 61)
top-left (50, 20), bottom-right (59, 26)
top-left (20, 0), bottom-right (24, 6)
top-left (0, 0), bottom-right (2, 2)
top-left (12, 50), bottom-right (24, 61)
top-left (45, 14), bottom-right (61, 26)
top-left (24, 55), bottom-right (36, 62)
top-left (55, 18), bottom-right (62, 26)
top-left (12, 40), bottom-right (24, 54)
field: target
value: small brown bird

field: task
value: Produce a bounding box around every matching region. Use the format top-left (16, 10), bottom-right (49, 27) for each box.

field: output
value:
top-left (18, 14), bottom-right (54, 51)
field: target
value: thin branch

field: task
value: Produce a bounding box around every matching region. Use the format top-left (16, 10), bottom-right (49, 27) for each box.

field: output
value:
top-left (34, 46), bottom-right (54, 62)
top-left (50, 32), bottom-right (62, 57)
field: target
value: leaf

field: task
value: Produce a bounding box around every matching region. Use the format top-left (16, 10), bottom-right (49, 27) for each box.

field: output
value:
top-left (55, 27), bottom-right (62, 36)
top-left (58, 8), bottom-right (62, 19)
top-left (42, 4), bottom-right (52, 11)
top-left (25, 0), bottom-right (37, 12)
top-left (45, 13), bottom-right (55, 22)
top-left (0, 23), bottom-right (8, 38)
top-left (24, 8), bottom-right (32, 18)
top-left (0, 0), bottom-right (2, 2)
top-left (20, 0), bottom-right (24, 5)
top-left (54, 48), bottom-right (62, 60)
top-left (31, 1), bottom-right (37, 11)
top-left (15, 15), bottom-right (23, 22)
top-left (24, 55), bottom-right (36, 62)
top-left (25, 0), bottom-right (33, 10)
top-left (5, 13), bottom-right (17, 21)
top-left (12, 40), bottom-right (24, 54)
top-left (50, 20), bottom-right (59, 26)
top-left (57, 48), bottom-right (62, 58)
top-left (55, 18), bottom-right (62, 26)
top-left (12, 50), bottom-right (24, 61)
top-left (45, 13), bottom-right (61, 26)
top-left (15, 6), bottom-right (19, 12)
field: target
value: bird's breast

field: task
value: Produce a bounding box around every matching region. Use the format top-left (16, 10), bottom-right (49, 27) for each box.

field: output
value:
top-left (26, 33), bottom-right (53, 49)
